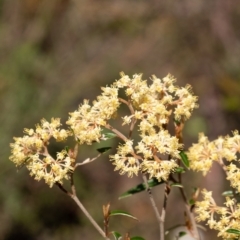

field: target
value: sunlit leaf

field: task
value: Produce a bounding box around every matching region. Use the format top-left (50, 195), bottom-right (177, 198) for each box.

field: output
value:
top-left (179, 151), bottom-right (189, 168)
top-left (174, 167), bottom-right (185, 173)
top-left (222, 190), bottom-right (233, 197)
top-left (104, 132), bottom-right (117, 139)
top-left (110, 210), bottom-right (138, 221)
top-left (170, 183), bottom-right (183, 188)
top-left (226, 229), bottom-right (240, 235)
top-left (119, 178), bottom-right (164, 199)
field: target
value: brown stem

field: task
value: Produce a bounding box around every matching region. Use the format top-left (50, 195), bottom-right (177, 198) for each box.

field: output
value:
top-left (142, 174), bottom-right (162, 240)
top-left (118, 98), bottom-right (138, 138)
top-left (56, 180), bottom-right (109, 239)
top-left (160, 183), bottom-right (171, 240)
top-left (105, 123), bottom-right (128, 142)
top-left (169, 174), bottom-right (200, 240)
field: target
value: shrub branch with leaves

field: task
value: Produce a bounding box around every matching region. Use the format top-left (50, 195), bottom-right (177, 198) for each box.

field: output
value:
top-left (9, 72), bottom-right (240, 240)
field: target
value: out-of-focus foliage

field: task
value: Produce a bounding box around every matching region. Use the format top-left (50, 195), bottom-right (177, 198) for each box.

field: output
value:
top-left (1, 0), bottom-right (240, 239)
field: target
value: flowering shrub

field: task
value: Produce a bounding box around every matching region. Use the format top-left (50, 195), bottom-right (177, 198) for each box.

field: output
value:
top-left (9, 73), bottom-right (240, 239)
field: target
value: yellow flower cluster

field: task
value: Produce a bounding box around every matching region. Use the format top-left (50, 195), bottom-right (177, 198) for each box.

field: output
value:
top-left (115, 73), bottom-right (198, 122)
top-left (109, 73), bottom-right (198, 181)
top-left (66, 87), bottom-right (120, 145)
top-left (195, 189), bottom-right (240, 239)
top-left (187, 131), bottom-right (240, 192)
top-left (9, 118), bottom-right (74, 187)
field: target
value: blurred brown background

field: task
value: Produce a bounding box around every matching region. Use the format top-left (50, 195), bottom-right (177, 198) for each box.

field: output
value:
top-left (1, 0), bottom-right (240, 239)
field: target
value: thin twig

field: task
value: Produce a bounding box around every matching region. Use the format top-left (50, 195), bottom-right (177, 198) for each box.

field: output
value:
top-left (70, 173), bottom-right (77, 197)
top-left (105, 123), bottom-right (128, 142)
top-left (70, 193), bottom-right (109, 239)
top-left (160, 183), bottom-right (171, 240)
top-left (142, 174), bottom-right (162, 240)
top-left (74, 153), bottom-right (102, 169)
top-left (56, 180), bottom-right (109, 240)
top-left (170, 174), bottom-right (200, 240)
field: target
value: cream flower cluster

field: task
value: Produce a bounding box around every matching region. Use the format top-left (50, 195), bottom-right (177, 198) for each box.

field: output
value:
top-left (9, 118), bottom-right (73, 187)
top-left (187, 131), bottom-right (240, 192)
top-left (109, 73), bottom-right (198, 181)
top-left (115, 73), bottom-right (198, 123)
top-left (66, 87), bottom-right (120, 145)
top-left (195, 189), bottom-right (240, 239)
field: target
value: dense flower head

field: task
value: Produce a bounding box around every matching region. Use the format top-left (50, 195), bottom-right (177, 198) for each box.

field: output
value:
top-left (110, 73), bottom-right (197, 180)
top-left (67, 86), bottom-right (120, 144)
top-left (110, 140), bottom-right (140, 177)
top-left (195, 189), bottom-right (240, 239)
top-left (115, 73), bottom-right (198, 123)
top-left (187, 131), bottom-right (240, 192)
top-left (9, 118), bottom-right (73, 187)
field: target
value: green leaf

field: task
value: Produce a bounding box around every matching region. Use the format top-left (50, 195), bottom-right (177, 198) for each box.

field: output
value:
top-left (64, 146), bottom-right (70, 152)
top-left (111, 231), bottom-right (122, 240)
top-left (130, 237), bottom-right (145, 240)
top-left (179, 231), bottom-right (187, 237)
top-left (222, 190), bottom-right (234, 197)
top-left (119, 178), bottom-right (164, 199)
top-left (174, 118), bottom-right (181, 126)
top-left (179, 151), bottom-right (189, 168)
top-left (189, 199), bottom-right (195, 205)
top-left (226, 229), bottom-right (240, 235)
top-left (174, 167), bottom-right (185, 173)
top-left (110, 210), bottom-right (138, 221)
top-left (96, 147), bottom-right (111, 153)
top-left (103, 132), bottom-right (117, 139)
top-left (170, 183), bottom-right (183, 188)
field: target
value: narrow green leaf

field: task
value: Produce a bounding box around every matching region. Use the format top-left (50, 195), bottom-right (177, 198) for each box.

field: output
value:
top-left (130, 237), bottom-right (145, 240)
top-left (104, 133), bottom-right (117, 139)
top-left (148, 178), bottom-right (164, 187)
top-left (97, 147), bottom-right (111, 153)
top-left (171, 183), bottom-right (183, 188)
top-left (226, 229), bottom-right (240, 235)
top-left (119, 178), bottom-right (164, 199)
top-left (64, 146), bottom-right (70, 152)
top-left (111, 231), bottom-right (122, 240)
top-left (174, 167), bottom-right (185, 173)
top-left (110, 210), bottom-right (138, 221)
top-left (179, 151), bottom-right (189, 168)
top-left (222, 190), bottom-right (234, 197)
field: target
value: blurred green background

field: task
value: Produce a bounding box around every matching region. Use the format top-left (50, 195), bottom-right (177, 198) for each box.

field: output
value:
top-left (1, 0), bottom-right (240, 239)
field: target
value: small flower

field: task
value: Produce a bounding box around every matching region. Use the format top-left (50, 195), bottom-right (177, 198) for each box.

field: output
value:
top-left (187, 133), bottom-right (215, 175)
top-left (110, 140), bottom-right (140, 177)
top-left (174, 84), bottom-right (198, 120)
top-left (141, 159), bottom-right (178, 181)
